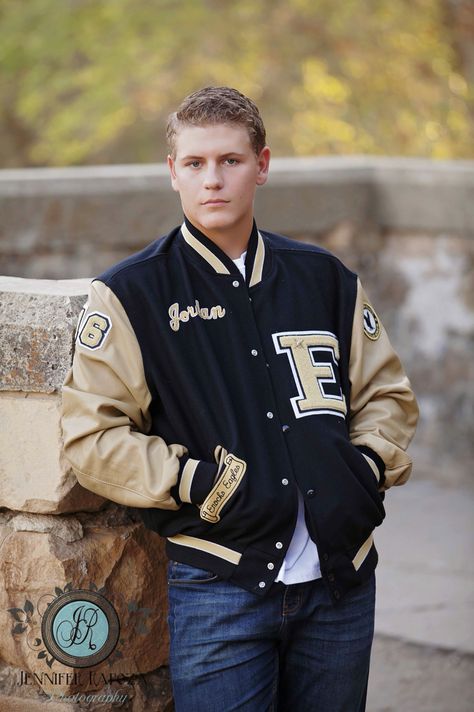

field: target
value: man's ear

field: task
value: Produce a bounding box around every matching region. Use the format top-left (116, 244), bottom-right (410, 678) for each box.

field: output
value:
top-left (256, 146), bottom-right (271, 186)
top-left (167, 155), bottom-right (179, 192)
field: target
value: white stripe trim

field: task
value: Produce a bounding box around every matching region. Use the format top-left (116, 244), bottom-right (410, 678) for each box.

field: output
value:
top-left (167, 534), bottom-right (242, 565)
top-left (249, 232), bottom-right (265, 287)
top-left (362, 453), bottom-right (380, 482)
top-left (352, 533), bottom-right (374, 571)
top-left (181, 223), bottom-right (230, 274)
top-left (178, 459), bottom-right (199, 504)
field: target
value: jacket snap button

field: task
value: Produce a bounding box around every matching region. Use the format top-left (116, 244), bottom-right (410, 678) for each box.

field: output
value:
top-left (251, 349), bottom-right (258, 356)
top-left (259, 581), bottom-right (266, 588)
top-left (232, 280), bottom-right (240, 287)
top-left (282, 424), bottom-right (290, 433)
top-left (267, 563), bottom-right (274, 570)
top-left (306, 489), bottom-right (315, 498)
top-left (275, 542), bottom-right (283, 549)
top-left (281, 478), bottom-right (289, 486)
top-left (266, 411), bottom-right (274, 419)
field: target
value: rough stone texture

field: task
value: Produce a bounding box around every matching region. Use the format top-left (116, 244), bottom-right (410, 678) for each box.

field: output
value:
top-left (0, 514), bottom-right (170, 697)
top-left (0, 250), bottom-right (173, 712)
top-left (0, 392), bottom-right (105, 513)
top-left (1, 511), bottom-right (83, 541)
top-left (0, 277), bottom-right (90, 393)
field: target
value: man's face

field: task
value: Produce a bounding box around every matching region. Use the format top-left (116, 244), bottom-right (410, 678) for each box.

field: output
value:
top-left (167, 123), bottom-right (270, 240)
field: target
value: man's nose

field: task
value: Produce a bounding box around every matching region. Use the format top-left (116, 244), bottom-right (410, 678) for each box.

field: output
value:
top-left (203, 164), bottom-right (223, 189)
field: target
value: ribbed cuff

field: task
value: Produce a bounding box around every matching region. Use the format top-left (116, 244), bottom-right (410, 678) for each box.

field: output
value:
top-left (356, 445), bottom-right (386, 488)
top-left (174, 455), bottom-right (218, 505)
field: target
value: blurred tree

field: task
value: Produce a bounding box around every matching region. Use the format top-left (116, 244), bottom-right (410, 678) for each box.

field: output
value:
top-left (0, 0), bottom-right (472, 166)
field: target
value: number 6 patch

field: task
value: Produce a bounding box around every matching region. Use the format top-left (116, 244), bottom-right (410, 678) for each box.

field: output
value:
top-left (77, 312), bottom-right (112, 350)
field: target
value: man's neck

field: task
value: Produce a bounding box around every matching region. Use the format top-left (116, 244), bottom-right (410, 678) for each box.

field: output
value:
top-left (185, 215), bottom-right (253, 260)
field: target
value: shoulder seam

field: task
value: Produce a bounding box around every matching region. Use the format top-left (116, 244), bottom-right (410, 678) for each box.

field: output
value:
top-left (263, 238), bottom-right (358, 278)
top-left (97, 250), bottom-right (169, 285)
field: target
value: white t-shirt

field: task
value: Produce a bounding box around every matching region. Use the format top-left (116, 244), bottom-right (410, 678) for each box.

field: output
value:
top-left (232, 251), bottom-right (321, 584)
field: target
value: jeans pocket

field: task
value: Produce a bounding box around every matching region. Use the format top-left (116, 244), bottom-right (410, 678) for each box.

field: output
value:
top-left (167, 560), bottom-right (220, 585)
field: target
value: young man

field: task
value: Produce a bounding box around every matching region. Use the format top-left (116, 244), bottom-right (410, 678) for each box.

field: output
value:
top-left (61, 86), bottom-right (419, 711)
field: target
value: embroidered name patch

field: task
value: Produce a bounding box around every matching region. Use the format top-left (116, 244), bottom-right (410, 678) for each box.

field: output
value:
top-left (200, 454), bottom-right (247, 523)
top-left (168, 300), bottom-right (226, 332)
top-left (363, 304), bottom-right (381, 340)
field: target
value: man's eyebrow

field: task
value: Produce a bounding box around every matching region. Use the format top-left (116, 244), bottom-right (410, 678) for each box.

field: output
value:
top-left (179, 152), bottom-right (247, 161)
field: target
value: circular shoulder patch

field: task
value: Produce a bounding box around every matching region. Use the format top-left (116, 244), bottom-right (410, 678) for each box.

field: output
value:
top-left (363, 303), bottom-right (381, 340)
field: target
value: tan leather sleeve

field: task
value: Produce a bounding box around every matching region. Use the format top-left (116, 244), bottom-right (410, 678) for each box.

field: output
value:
top-left (60, 279), bottom-right (189, 510)
top-left (349, 278), bottom-right (419, 490)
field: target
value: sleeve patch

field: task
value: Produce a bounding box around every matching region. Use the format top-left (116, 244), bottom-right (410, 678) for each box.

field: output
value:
top-left (77, 311), bottom-right (112, 350)
top-left (363, 304), bottom-right (381, 341)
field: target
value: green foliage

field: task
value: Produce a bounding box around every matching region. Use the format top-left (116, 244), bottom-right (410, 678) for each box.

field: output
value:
top-left (0, 0), bottom-right (472, 166)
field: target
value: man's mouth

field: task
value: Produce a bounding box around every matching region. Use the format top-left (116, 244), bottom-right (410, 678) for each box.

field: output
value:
top-left (202, 199), bottom-right (229, 205)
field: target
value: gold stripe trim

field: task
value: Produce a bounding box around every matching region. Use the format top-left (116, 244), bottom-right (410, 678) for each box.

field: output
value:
top-left (352, 533), bottom-right (374, 571)
top-left (249, 232), bottom-right (265, 287)
top-left (179, 459), bottom-right (199, 504)
top-left (167, 533), bottom-right (242, 564)
top-left (181, 223), bottom-right (230, 275)
top-left (362, 453), bottom-right (380, 482)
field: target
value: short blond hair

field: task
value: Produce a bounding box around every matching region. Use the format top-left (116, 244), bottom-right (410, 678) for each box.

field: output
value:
top-left (167, 86), bottom-right (266, 158)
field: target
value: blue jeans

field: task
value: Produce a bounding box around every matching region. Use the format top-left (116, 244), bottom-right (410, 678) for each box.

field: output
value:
top-left (167, 561), bottom-right (375, 712)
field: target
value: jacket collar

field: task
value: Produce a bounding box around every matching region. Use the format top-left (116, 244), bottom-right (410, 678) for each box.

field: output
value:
top-left (180, 216), bottom-right (267, 288)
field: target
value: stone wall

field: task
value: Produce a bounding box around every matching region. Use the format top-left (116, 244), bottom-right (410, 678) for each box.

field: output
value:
top-left (0, 279), bottom-right (173, 709)
top-left (0, 157), bottom-right (473, 709)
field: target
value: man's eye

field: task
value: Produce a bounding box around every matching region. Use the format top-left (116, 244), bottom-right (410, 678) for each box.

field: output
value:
top-left (187, 161), bottom-right (201, 168)
top-left (225, 158), bottom-right (238, 165)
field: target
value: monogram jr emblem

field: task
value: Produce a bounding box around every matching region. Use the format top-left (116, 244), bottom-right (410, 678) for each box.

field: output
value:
top-left (41, 589), bottom-right (120, 668)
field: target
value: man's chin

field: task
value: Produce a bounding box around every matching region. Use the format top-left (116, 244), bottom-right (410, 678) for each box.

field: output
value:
top-left (196, 214), bottom-right (235, 233)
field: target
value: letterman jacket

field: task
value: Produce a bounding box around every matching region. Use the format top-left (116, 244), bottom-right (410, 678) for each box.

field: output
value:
top-left (61, 217), bottom-right (419, 602)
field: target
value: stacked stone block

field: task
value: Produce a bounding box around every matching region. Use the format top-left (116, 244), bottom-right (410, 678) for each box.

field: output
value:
top-left (0, 277), bottom-right (173, 711)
